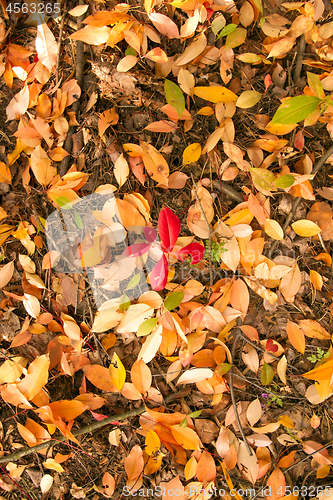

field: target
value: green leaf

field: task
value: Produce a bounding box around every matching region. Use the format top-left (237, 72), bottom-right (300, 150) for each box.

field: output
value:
top-left (217, 23), bottom-right (237, 39)
top-left (125, 47), bottom-right (137, 56)
top-left (274, 175), bottom-right (295, 189)
top-left (137, 317), bottom-right (158, 337)
top-left (75, 211), bottom-right (83, 230)
top-left (179, 417), bottom-right (188, 428)
top-left (126, 273), bottom-right (141, 290)
top-left (271, 95), bottom-right (322, 125)
top-left (119, 293), bottom-right (130, 313)
top-left (261, 362), bottom-right (274, 385)
top-left (164, 291), bottom-right (185, 311)
top-left (56, 196), bottom-right (73, 209)
top-left (187, 410), bottom-right (202, 418)
top-left (164, 80), bottom-right (185, 119)
top-left (250, 167), bottom-right (275, 192)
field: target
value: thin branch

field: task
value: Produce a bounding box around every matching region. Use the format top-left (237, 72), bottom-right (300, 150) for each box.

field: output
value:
top-left (293, 35), bottom-right (306, 85)
top-left (284, 439), bottom-right (333, 473)
top-left (212, 180), bottom-right (244, 203)
top-left (60, 0), bottom-right (86, 176)
top-left (0, 391), bottom-right (188, 465)
top-left (190, 173), bottom-right (213, 286)
top-left (229, 320), bottom-right (253, 456)
top-left (55, 0), bottom-right (68, 84)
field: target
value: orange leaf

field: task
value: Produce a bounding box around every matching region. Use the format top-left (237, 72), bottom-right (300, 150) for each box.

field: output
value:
top-left (0, 161), bottom-right (12, 184)
top-left (196, 450), bottom-right (216, 483)
top-left (309, 269), bottom-right (323, 291)
top-left (48, 400), bottom-right (87, 421)
top-left (102, 472), bottom-right (115, 497)
top-left (170, 425), bottom-right (201, 450)
top-left (98, 108), bottom-right (119, 137)
top-left (124, 444), bottom-right (144, 489)
top-left (131, 360), bottom-right (152, 394)
top-left (298, 320), bottom-right (330, 339)
top-left (266, 467), bottom-right (285, 500)
top-left (286, 321), bottom-right (305, 354)
top-left (83, 365), bottom-right (118, 392)
top-left (69, 25), bottom-right (111, 45)
top-left (230, 278), bottom-right (249, 319)
top-left (302, 360), bottom-right (333, 381)
top-left (48, 147), bottom-right (69, 162)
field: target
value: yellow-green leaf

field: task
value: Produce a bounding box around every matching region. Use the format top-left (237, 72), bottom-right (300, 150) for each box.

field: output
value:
top-left (236, 90), bottom-right (261, 109)
top-left (271, 96), bottom-right (321, 125)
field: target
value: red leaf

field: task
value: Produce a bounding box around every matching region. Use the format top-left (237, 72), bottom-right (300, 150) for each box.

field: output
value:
top-left (266, 338), bottom-right (278, 353)
top-left (90, 410), bottom-right (108, 421)
top-left (158, 207), bottom-right (180, 252)
top-left (178, 242), bottom-right (204, 264)
top-left (264, 74), bottom-right (271, 92)
top-left (149, 254), bottom-right (168, 291)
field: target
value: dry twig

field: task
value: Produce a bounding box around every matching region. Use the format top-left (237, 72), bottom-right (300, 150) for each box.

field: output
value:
top-left (0, 391), bottom-right (188, 465)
